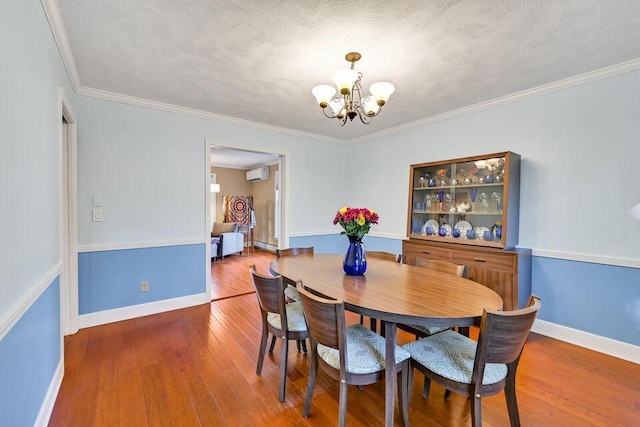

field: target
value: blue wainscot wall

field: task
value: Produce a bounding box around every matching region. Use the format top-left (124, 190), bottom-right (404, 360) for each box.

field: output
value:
top-left (293, 234), bottom-right (640, 348)
top-left (0, 277), bottom-right (61, 427)
top-left (78, 243), bottom-right (206, 314)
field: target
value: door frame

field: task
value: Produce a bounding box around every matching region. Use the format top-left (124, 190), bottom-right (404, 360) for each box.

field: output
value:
top-left (58, 87), bottom-right (78, 337)
top-left (204, 140), bottom-right (290, 288)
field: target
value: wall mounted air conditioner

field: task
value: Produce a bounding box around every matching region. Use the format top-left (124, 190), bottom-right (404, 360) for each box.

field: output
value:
top-left (246, 166), bottom-right (269, 182)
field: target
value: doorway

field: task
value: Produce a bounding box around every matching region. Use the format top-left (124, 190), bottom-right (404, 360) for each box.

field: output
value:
top-left (204, 140), bottom-right (289, 300)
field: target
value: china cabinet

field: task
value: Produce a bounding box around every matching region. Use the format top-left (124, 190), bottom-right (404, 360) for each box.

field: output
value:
top-left (403, 152), bottom-right (531, 309)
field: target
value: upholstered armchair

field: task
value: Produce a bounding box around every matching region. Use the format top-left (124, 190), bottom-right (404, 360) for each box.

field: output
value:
top-left (211, 222), bottom-right (244, 260)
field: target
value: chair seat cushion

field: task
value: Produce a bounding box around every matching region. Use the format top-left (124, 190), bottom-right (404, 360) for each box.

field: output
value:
top-left (284, 285), bottom-right (301, 302)
top-left (267, 301), bottom-right (307, 332)
top-left (403, 330), bottom-right (507, 385)
top-left (405, 324), bottom-right (448, 336)
top-left (317, 324), bottom-right (410, 374)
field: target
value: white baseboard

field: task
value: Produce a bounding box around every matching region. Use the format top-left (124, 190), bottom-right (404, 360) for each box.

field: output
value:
top-left (34, 359), bottom-right (63, 427)
top-left (78, 293), bottom-right (210, 329)
top-left (532, 319), bottom-right (639, 365)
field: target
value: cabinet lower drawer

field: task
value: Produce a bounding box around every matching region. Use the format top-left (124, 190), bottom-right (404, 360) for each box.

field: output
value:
top-left (450, 251), bottom-right (514, 273)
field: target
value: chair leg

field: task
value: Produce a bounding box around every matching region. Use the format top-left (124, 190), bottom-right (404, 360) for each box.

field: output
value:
top-left (296, 340), bottom-right (301, 352)
top-left (398, 362), bottom-right (409, 427)
top-left (505, 365), bottom-right (521, 427)
top-left (444, 389), bottom-right (452, 400)
top-left (256, 326), bottom-right (268, 375)
top-left (300, 339), bottom-right (307, 354)
top-left (470, 394), bottom-right (483, 427)
top-left (278, 337), bottom-right (289, 402)
top-left (422, 376), bottom-right (431, 399)
top-left (269, 335), bottom-right (277, 353)
top-left (338, 380), bottom-right (348, 427)
top-left (359, 314), bottom-right (364, 325)
top-left (303, 349), bottom-right (318, 418)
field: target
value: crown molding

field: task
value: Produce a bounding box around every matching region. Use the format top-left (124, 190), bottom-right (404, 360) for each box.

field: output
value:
top-left (347, 58), bottom-right (640, 144)
top-left (41, 0), bottom-right (81, 92)
top-left (76, 86), bottom-right (344, 144)
top-left (42, 0), bottom-right (640, 146)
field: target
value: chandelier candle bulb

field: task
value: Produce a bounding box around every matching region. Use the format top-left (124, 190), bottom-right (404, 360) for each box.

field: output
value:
top-left (312, 52), bottom-right (394, 126)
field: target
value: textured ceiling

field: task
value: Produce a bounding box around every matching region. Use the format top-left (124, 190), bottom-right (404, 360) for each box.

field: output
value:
top-left (56, 0), bottom-right (640, 141)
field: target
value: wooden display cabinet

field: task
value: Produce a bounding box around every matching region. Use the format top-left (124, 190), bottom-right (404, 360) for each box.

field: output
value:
top-left (407, 151), bottom-right (520, 249)
top-left (404, 151), bottom-right (531, 309)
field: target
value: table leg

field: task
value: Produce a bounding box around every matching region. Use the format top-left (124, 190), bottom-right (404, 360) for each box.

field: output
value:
top-left (385, 320), bottom-right (397, 427)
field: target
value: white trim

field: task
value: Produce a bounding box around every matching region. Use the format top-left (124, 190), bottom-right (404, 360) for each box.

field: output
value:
top-left (77, 86), bottom-right (343, 144)
top-left (78, 293), bottom-right (210, 329)
top-left (0, 264), bottom-right (62, 341)
top-left (40, 0), bottom-right (640, 147)
top-left (34, 359), bottom-right (64, 427)
top-left (58, 87), bottom-right (79, 336)
top-left (531, 249), bottom-right (640, 269)
top-left (77, 238), bottom-right (207, 253)
top-left (347, 58), bottom-right (640, 145)
top-left (41, 0), bottom-right (81, 92)
top-left (532, 319), bottom-right (640, 365)
top-left (289, 230), bottom-right (339, 238)
top-left (205, 140), bottom-right (212, 299)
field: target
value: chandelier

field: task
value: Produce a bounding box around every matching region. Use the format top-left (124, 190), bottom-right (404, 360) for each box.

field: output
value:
top-left (312, 52), bottom-right (395, 126)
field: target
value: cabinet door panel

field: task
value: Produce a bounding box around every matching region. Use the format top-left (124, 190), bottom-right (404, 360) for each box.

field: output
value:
top-left (466, 268), bottom-right (515, 311)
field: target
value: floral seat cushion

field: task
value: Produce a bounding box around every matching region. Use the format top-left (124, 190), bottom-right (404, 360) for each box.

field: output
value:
top-left (317, 324), bottom-right (410, 374)
top-left (403, 329), bottom-right (507, 385)
top-left (284, 285), bottom-right (301, 302)
top-left (267, 301), bottom-right (307, 332)
top-left (406, 324), bottom-right (448, 336)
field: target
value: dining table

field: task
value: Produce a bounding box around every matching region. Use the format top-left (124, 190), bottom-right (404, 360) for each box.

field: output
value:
top-left (270, 253), bottom-right (503, 427)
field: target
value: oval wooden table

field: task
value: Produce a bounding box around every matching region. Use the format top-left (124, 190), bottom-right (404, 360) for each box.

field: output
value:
top-left (270, 253), bottom-right (503, 427)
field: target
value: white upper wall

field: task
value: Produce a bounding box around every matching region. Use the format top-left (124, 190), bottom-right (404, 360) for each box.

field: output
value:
top-left (350, 70), bottom-right (640, 260)
top-left (0, 1), bottom-right (76, 318)
top-left (75, 96), bottom-right (350, 247)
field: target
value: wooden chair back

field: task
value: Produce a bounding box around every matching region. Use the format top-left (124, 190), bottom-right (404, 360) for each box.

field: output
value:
top-left (415, 257), bottom-right (469, 278)
top-left (296, 282), bottom-right (344, 351)
top-left (249, 265), bottom-right (286, 319)
top-left (475, 295), bottom-right (541, 370)
top-left (276, 247), bottom-right (314, 258)
top-left (366, 251), bottom-right (402, 263)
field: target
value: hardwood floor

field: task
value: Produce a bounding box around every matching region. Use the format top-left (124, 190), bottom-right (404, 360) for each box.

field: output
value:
top-left (50, 251), bottom-right (640, 426)
top-left (210, 249), bottom-right (274, 301)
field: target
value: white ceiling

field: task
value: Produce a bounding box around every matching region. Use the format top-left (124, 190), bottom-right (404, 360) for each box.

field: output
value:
top-left (210, 146), bottom-right (279, 170)
top-left (55, 0), bottom-right (640, 142)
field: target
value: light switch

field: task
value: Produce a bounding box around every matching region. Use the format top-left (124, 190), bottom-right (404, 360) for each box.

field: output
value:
top-left (92, 194), bottom-right (103, 207)
top-left (92, 208), bottom-right (103, 222)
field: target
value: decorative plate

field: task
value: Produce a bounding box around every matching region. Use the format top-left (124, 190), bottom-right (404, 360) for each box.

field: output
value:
top-left (422, 219), bottom-right (440, 234)
top-left (454, 220), bottom-right (472, 236)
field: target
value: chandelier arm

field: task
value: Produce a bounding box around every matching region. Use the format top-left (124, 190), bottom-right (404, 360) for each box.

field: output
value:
top-left (321, 108), bottom-right (336, 119)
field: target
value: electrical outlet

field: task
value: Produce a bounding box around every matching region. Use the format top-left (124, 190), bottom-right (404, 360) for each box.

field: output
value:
top-left (140, 281), bottom-right (149, 292)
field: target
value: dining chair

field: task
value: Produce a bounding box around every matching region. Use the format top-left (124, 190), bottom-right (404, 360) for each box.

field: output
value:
top-left (398, 257), bottom-right (469, 339)
top-left (276, 246), bottom-right (314, 302)
top-left (398, 258), bottom-right (470, 398)
top-left (296, 282), bottom-right (411, 427)
top-left (403, 295), bottom-right (541, 427)
top-left (249, 265), bottom-right (309, 402)
top-left (360, 251), bottom-right (402, 332)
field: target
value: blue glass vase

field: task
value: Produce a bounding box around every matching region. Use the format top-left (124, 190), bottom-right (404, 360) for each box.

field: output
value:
top-left (343, 236), bottom-right (367, 275)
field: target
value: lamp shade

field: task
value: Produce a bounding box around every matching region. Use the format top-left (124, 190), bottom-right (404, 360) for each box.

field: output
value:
top-left (369, 81), bottom-right (395, 105)
top-left (312, 85), bottom-right (336, 107)
top-left (363, 96), bottom-right (380, 116)
top-left (332, 68), bottom-right (358, 94)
